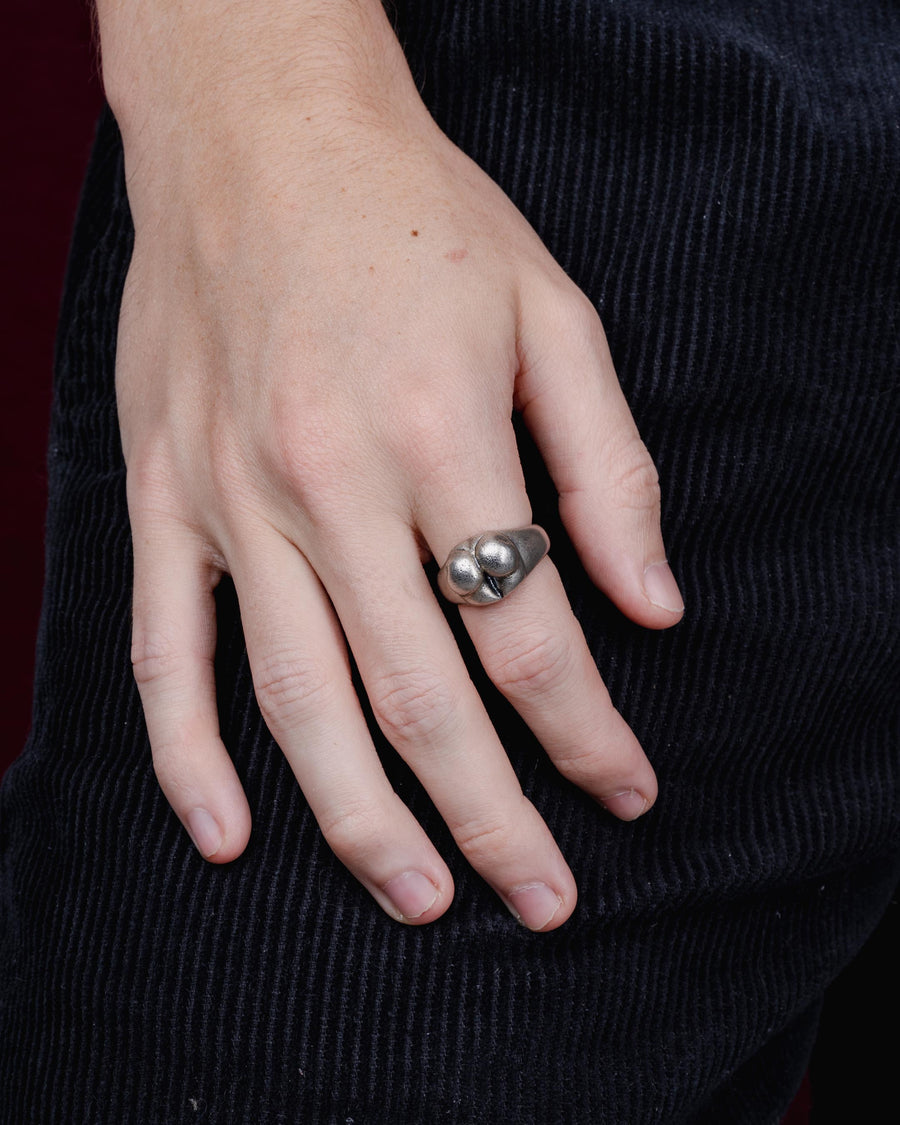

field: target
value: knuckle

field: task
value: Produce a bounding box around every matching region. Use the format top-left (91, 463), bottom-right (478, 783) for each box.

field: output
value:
top-left (272, 414), bottom-right (331, 495)
top-left (266, 408), bottom-right (364, 527)
top-left (131, 635), bottom-right (188, 690)
top-left (400, 391), bottom-right (459, 452)
top-left (543, 285), bottom-right (604, 345)
top-left (486, 629), bottom-right (574, 697)
top-left (380, 358), bottom-right (501, 477)
top-left (369, 668), bottom-right (460, 748)
top-left (385, 384), bottom-right (463, 472)
top-left (316, 797), bottom-right (387, 864)
top-left (126, 439), bottom-right (180, 515)
top-left (569, 290), bottom-right (606, 341)
top-left (253, 652), bottom-right (334, 724)
top-left (452, 811), bottom-right (519, 866)
top-left (607, 438), bottom-right (661, 513)
top-left (551, 743), bottom-right (610, 787)
top-left (553, 717), bottom-right (645, 789)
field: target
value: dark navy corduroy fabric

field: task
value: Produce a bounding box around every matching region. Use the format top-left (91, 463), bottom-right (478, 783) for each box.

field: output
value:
top-left (2, 2), bottom-right (899, 1122)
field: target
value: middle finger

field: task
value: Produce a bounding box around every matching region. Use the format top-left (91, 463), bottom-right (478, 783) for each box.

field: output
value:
top-left (414, 440), bottom-right (658, 820)
top-left (316, 519), bottom-right (579, 931)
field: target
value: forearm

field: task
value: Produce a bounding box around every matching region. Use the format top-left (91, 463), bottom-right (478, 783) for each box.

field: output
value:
top-left (95, 1), bottom-right (422, 148)
top-left (94, 0), bottom-right (434, 232)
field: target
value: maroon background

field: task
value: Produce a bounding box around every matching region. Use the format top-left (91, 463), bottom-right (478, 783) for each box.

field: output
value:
top-left (2, 1), bottom-right (104, 775)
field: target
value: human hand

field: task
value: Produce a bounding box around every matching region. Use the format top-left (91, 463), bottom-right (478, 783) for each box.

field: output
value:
top-left (104, 0), bottom-right (683, 931)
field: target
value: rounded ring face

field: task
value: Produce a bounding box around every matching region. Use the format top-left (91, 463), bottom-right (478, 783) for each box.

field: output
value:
top-left (474, 535), bottom-right (519, 578)
top-left (437, 526), bottom-right (551, 606)
top-left (445, 550), bottom-right (485, 595)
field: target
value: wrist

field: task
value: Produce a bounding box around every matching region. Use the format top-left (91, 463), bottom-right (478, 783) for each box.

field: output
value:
top-left (96, 0), bottom-right (421, 143)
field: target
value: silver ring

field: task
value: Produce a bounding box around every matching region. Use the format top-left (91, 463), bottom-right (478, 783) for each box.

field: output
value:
top-left (437, 525), bottom-right (550, 605)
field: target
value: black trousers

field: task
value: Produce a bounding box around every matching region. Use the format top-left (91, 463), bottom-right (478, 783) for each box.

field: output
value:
top-left (2, 3), bottom-right (898, 1121)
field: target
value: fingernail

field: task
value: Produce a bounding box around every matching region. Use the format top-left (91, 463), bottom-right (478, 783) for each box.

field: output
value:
top-left (600, 788), bottom-right (650, 821)
top-left (186, 807), bottom-right (223, 857)
top-left (643, 561), bottom-right (684, 613)
top-left (382, 871), bottom-right (440, 920)
top-left (505, 882), bottom-right (563, 931)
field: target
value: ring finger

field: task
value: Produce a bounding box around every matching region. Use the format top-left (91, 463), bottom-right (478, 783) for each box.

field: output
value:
top-left (229, 529), bottom-right (454, 925)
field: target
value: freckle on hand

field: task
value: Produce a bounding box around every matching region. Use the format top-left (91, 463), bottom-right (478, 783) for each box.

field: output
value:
top-left (411, 229), bottom-right (419, 236)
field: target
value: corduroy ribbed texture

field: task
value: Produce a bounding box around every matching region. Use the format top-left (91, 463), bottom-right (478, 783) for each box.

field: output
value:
top-left (2, 2), bottom-right (898, 1122)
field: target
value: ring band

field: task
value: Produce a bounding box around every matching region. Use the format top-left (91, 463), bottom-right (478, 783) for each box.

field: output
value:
top-left (437, 525), bottom-right (550, 605)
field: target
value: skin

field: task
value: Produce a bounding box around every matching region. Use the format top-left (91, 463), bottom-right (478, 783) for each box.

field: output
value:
top-left (97, 0), bottom-right (684, 932)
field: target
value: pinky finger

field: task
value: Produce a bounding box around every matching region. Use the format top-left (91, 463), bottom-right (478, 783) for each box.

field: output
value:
top-left (131, 519), bottom-right (251, 862)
